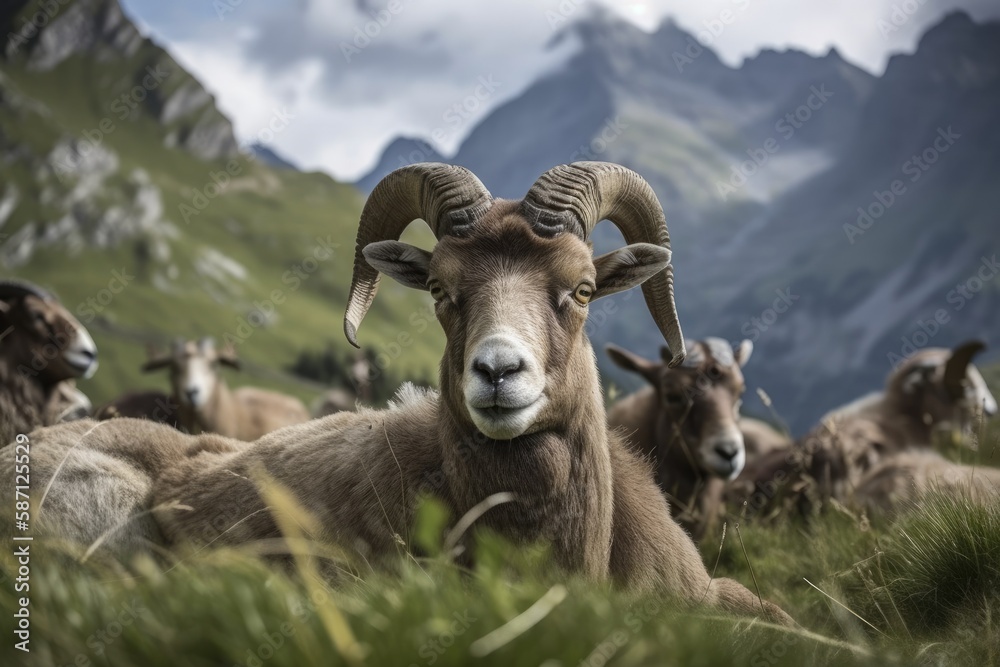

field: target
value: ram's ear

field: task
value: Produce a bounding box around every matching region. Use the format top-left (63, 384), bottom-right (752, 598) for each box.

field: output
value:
top-left (593, 243), bottom-right (671, 300)
top-left (606, 343), bottom-right (661, 385)
top-left (363, 241), bottom-right (433, 291)
top-left (734, 339), bottom-right (754, 367)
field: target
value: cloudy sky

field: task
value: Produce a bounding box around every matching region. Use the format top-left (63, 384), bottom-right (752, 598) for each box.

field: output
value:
top-left (120, 0), bottom-right (1000, 182)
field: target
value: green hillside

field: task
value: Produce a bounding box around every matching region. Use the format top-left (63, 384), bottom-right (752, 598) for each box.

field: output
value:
top-left (0, 0), bottom-right (443, 406)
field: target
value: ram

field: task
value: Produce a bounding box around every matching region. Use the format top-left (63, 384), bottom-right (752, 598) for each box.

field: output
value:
top-left (732, 340), bottom-right (997, 515)
top-left (141, 337), bottom-right (310, 440)
top-left (2, 163), bottom-right (790, 624)
top-left (0, 280), bottom-right (98, 444)
top-left (94, 345), bottom-right (182, 428)
top-left (606, 338), bottom-right (753, 540)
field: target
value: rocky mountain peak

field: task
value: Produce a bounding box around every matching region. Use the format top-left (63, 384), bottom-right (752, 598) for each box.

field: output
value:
top-left (2, 0), bottom-right (238, 162)
top-left (883, 10), bottom-right (1000, 87)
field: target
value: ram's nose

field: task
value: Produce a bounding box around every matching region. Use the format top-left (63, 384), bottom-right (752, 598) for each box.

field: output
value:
top-left (713, 440), bottom-right (741, 462)
top-left (472, 357), bottom-right (526, 387)
top-left (470, 335), bottom-right (531, 389)
top-left (64, 326), bottom-right (99, 379)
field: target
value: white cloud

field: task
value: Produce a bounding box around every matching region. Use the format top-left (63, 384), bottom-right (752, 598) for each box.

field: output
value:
top-left (122, 0), bottom-right (1000, 181)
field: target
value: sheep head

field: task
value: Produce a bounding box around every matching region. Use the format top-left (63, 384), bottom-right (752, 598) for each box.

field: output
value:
top-left (890, 340), bottom-right (997, 435)
top-left (142, 337), bottom-right (240, 410)
top-left (346, 162), bottom-right (684, 440)
top-left (607, 338), bottom-right (753, 479)
top-left (0, 280), bottom-right (98, 384)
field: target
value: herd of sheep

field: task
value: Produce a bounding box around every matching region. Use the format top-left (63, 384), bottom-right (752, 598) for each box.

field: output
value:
top-left (1, 162), bottom-right (997, 627)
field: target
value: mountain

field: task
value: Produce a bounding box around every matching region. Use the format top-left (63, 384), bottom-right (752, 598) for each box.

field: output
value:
top-left (248, 143), bottom-right (299, 171)
top-left (0, 0), bottom-right (444, 405)
top-left (360, 13), bottom-right (874, 208)
top-left (706, 10), bottom-right (1000, 425)
top-left (359, 10), bottom-right (999, 431)
top-left (355, 137), bottom-right (445, 193)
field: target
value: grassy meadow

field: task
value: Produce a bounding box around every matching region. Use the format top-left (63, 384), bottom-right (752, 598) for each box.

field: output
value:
top-left (2, 437), bottom-right (998, 667)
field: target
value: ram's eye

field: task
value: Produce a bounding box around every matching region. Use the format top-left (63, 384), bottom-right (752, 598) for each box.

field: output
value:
top-left (429, 284), bottom-right (446, 302)
top-left (573, 284), bottom-right (594, 306)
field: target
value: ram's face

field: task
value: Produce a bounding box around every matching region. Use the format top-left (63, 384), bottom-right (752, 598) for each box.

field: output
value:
top-left (673, 356), bottom-right (747, 480)
top-left (895, 344), bottom-right (998, 437)
top-left (0, 292), bottom-right (98, 383)
top-left (607, 338), bottom-right (752, 479)
top-left (143, 339), bottom-right (240, 411)
top-left (431, 213), bottom-right (596, 440)
top-left (363, 202), bottom-right (672, 441)
top-left (172, 341), bottom-right (220, 410)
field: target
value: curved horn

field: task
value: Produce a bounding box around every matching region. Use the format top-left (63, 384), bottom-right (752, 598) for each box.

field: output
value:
top-left (0, 279), bottom-right (54, 302)
top-left (344, 163), bottom-right (493, 347)
top-left (943, 339), bottom-right (986, 399)
top-left (521, 162), bottom-right (685, 365)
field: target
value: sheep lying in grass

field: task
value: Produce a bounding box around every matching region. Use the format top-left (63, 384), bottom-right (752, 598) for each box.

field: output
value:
top-left (853, 449), bottom-right (1000, 511)
top-left (0, 280), bottom-right (98, 444)
top-left (2, 162), bottom-right (791, 625)
top-left (731, 340), bottom-right (997, 517)
top-left (605, 338), bottom-right (753, 540)
top-left (141, 337), bottom-right (310, 440)
top-left (95, 345), bottom-right (183, 428)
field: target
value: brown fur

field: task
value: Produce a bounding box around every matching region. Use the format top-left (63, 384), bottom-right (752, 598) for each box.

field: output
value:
top-left (854, 449), bottom-right (1000, 512)
top-left (95, 390), bottom-right (182, 429)
top-left (606, 339), bottom-right (750, 541)
top-left (0, 288), bottom-right (96, 444)
top-left (182, 383), bottom-right (309, 441)
top-left (729, 345), bottom-right (997, 518)
top-left (1, 202), bottom-right (791, 625)
top-left (144, 339), bottom-right (310, 440)
top-left (44, 379), bottom-right (92, 423)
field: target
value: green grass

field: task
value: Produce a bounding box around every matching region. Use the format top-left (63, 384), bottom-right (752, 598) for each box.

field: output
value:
top-left (847, 493), bottom-right (1000, 636)
top-left (3, 492), bottom-right (998, 666)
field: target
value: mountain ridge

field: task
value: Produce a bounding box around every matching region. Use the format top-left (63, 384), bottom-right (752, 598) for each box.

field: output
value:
top-left (356, 9), bottom-right (999, 430)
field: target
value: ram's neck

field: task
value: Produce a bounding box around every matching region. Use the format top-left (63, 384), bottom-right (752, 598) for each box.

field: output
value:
top-left (192, 379), bottom-right (239, 438)
top-left (437, 343), bottom-right (613, 579)
top-left (0, 358), bottom-right (47, 443)
top-left (652, 416), bottom-right (703, 511)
